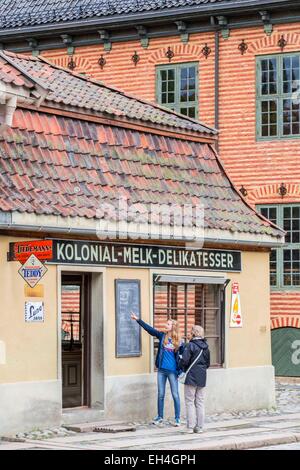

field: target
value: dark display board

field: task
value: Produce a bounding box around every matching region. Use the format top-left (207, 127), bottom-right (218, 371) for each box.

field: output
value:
top-left (115, 280), bottom-right (141, 358)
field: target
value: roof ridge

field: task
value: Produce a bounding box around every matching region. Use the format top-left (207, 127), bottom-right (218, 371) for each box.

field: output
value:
top-left (0, 50), bottom-right (49, 92)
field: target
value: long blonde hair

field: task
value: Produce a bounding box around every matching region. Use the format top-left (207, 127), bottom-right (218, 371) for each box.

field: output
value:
top-left (164, 319), bottom-right (180, 350)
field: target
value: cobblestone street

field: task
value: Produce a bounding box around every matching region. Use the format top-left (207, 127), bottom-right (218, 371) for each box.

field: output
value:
top-left (1, 380), bottom-right (299, 450)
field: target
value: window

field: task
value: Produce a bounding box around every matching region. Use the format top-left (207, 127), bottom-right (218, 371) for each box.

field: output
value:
top-left (156, 63), bottom-right (198, 118)
top-left (257, 53), bottom-right (300, 139)
top-left (258, 204), bottom-right (300, 288)
top-left (153, 281), bottom-right (223, 366)
top-left (61, 284), bottom-right (81, 343)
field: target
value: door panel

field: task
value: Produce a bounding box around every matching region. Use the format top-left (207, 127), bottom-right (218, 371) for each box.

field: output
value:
top-left (62, 351), bottom-right (82, 408)
top-left (272, 327), bottom-right (300, 377)
top-left (61, 275), bottom-right (85, 408)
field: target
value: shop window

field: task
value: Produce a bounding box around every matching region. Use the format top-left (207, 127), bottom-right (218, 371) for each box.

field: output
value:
top-left (153, 281), bottom-right (223, 366)
top-left (156, 63), bottom-right (198, 118)
top-left (61, 284), bottom-right (81, 344)
top-left (258, 204), bottom-right (300, 289)
top-left (257, 53), bottom-right (300, 139)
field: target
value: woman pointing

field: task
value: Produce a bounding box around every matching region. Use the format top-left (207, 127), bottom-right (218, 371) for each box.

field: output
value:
top-left (131, 313), bottom-right (184, 426)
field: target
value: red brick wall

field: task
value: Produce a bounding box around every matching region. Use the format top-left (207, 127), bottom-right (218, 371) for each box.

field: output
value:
top-left (41, 24), bottom-right (300, 328)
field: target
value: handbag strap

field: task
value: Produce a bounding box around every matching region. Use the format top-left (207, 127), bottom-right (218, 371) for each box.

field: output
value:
top-left (185, 347), bottom-right (203, 376)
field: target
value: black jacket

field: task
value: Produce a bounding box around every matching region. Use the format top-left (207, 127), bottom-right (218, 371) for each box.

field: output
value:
top-left (179, 338), bottom-right (210, 387)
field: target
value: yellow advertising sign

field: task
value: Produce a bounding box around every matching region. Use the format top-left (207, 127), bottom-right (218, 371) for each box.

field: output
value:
top-left (24, 285), bottom-right (44, 298)
top-left (230, 282), bottom-right (243, 328)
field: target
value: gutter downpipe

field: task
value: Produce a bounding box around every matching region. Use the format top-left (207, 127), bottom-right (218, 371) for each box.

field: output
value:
top-left (214, 26), bottom-right (220, 154)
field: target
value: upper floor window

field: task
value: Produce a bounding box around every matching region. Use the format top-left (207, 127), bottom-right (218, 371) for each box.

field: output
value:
top-left (156, 63), bottom-right (198, 118)
top-left (258, 204), bottom-right (300, 289)
top-left (256, 53), bottom-right (300, 139)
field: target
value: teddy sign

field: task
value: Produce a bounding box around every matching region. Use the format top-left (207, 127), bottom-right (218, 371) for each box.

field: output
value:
top-left (230, 282), bottom-right (243, 328)
top-left (18, 254), bottom-right (48, 288)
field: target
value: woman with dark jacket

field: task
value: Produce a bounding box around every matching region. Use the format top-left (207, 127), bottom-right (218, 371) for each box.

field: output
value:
top-left (131, 313), bottom-right (184, 426)
top-left (179, 325), bottom-right (210, 434)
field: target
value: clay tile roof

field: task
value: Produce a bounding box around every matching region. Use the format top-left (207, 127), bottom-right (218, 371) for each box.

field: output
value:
top-left (0, 105), bottom-right (283, 241)
top-left (0, 51), bottom-right (216, 137)
top-left (0, 60), bottom-right (34, 89)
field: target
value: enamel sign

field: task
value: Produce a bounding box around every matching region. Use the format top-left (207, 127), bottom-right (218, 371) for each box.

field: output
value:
top-left (18, 254), bottom-right (48, 288)
top-left (230, 282), bottom-right (243, 328)
top-left (25, 301), bottom-right (44, 323)
top-left (8, 240), bottom-right (53, 263)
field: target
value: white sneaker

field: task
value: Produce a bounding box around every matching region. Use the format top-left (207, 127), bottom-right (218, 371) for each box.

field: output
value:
top-left (193, 427), bottom-right (203, 433)
top-left (180, 428), bottom-right (194, 434)
top-left (152, 416), bottom-right (163, 425)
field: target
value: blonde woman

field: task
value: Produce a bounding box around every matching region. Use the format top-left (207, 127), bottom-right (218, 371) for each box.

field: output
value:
top-left (131, 313), bottom-right (184, 426)
top-left (179, 325), bottom-right (210, 434)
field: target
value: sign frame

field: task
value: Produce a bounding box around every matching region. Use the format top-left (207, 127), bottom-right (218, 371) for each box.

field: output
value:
top-left (25, 301), bottom-right (45, 323)
top-left (46, 240), bottom-right (242, 272)
top-left (230, 281), bottom-right (243, 328)
top-left (18, 254), bottom-right (48, 288)
top-left (8, 240), bottom-right (53, 263)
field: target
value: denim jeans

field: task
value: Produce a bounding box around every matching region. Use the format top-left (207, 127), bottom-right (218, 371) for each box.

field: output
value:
top-left (157, 369), bottom-right (180, 420)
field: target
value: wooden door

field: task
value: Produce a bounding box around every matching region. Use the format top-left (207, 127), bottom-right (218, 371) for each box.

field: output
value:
top-left (272, 327), bottom-right (300, 377)
top-left (61, 274), bottom-right (91, 408)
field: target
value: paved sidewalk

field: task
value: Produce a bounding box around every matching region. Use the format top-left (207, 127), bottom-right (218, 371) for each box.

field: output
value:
top-left (1, 411), bottom-right (300, 450)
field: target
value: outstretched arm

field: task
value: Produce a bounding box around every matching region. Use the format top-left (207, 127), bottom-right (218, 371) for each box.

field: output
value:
top-left (131, 313), bottom-right (163, 339)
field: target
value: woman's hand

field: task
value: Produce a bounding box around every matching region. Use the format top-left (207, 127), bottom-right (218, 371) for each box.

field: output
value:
top-left (131, 312), bottom-right (138, 321)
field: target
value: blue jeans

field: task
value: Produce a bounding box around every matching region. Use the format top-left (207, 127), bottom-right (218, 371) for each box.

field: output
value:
top-left (157, 369), bottom-right (180, 420)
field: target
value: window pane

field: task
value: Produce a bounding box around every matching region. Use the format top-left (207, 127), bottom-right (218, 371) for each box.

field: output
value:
top-left (260, 58), bottom-right (277, 95)
top-left (188, 108), bottom-right (196, 118)
top-left (261, 208), bottom-right (269, 219)
top-left (180, 66), bottom-right (197, 104)
top-left (283, 99), bottom-right (300, 136)
top-left (283, 205), bottom-right (300, 245)
top-left (61, 285), bottom-right (81, 343)
top-left (270, 250), bottom-right (277, 286)
top-left (259, 206), bottom-right (278, 225)
top-left (161, 70), bottom-right (167, 81)
top-left (261, 100), bottom-right (277, 137)
top-left (283, 56), bottom-right (300, 94)
top-left (283, 249), bottom-right (300, 286)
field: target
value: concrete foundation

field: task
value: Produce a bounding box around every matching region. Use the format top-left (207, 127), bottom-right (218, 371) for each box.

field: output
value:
top-left (105, 366), bottom-right (276, 421)
top-left (0, 366), bottom-right (276, 435)
top-left (0, 380), bottom-right (61, 436)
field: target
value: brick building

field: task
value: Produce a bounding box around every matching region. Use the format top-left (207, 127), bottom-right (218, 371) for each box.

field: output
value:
top-left (1, 0), bottom-right (300, 375)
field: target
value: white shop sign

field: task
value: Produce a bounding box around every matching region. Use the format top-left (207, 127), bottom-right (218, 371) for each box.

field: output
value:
top-left (25, 301), bottom-right (44, 323)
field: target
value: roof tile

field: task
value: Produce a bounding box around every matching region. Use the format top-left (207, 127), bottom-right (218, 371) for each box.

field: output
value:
top-left (0, 108), bottom-right (283, 240)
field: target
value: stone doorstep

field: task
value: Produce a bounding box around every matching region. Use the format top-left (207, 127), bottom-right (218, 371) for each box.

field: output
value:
top-left (64, 421), bottom-right (136, 433)
top-left (1, 436), bottom-right (26, 443)
top-left (276, 377), bottom-right (300, 385)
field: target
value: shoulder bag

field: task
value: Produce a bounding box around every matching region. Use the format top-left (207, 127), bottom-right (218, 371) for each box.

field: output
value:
top-left (178, 348), bottom-right (203, 384)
